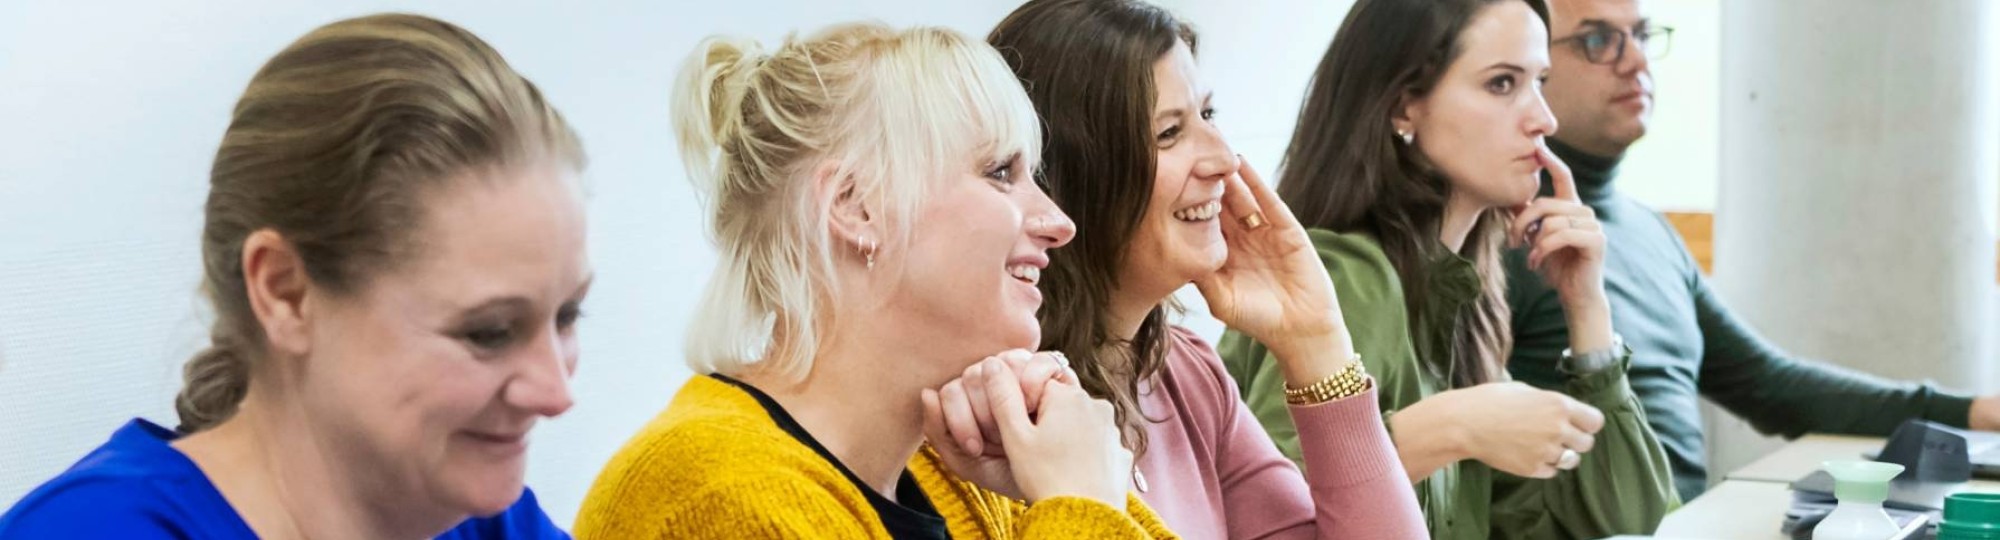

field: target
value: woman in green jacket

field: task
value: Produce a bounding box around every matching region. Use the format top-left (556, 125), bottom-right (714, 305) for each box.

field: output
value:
top-left (1218, 0), bottom-right (1679, 538)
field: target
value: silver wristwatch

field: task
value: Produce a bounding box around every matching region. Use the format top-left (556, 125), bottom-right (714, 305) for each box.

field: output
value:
top-left (1560, 333), bottom-right (1626, 375)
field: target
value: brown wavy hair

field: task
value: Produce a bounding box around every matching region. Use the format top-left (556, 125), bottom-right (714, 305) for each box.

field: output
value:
top-left (988, 0), bottom-right (1196, 457)
top-left (1278, 0), bottom-right (1547, 388)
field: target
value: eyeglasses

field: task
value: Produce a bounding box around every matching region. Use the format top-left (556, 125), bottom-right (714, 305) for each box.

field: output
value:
top-left (1552, 23), bottom-right (1675, 65)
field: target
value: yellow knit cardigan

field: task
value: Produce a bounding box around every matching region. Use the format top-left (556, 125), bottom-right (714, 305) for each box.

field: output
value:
top-left (573, 375), bottom-right (1178, 539)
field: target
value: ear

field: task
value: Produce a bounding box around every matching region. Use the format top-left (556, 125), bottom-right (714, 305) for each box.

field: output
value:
top-left (810, 160), bottom-right (878, 262)
top-left (240, 229), bottom-right (315, 360)
top-left (1392, 90), bottom-right (1429, 138)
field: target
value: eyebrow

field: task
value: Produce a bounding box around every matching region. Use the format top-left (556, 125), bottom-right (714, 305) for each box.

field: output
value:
top-left (457, 274), bottom-right (596, 316)
top-left (1482, 62), bottom-right (1550, 80)
top-left (458, 297), bottom-right (534, 322)
top-left (1153, 91), bottom-right (1215, 123)
top-left (989, 151), bottom-right (1023, 169)
top-left (1577, 17), bottom-right (1651, 31)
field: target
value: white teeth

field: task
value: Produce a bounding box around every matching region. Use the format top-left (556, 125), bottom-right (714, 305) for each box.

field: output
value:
top-left (1173, 201), bottom-right (1222, 222)
top-left (1007, 264), bottom-right (1040, 284)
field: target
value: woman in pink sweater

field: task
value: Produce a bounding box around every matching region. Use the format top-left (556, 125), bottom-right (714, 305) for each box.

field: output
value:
top-left (917, 1), bottom-right (1428, 538)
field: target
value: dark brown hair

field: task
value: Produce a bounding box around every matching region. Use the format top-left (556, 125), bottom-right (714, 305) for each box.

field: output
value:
top-left (988, 0), bottom-right (1195, 456)
top-left (176, 13), bottom-right (584, 433)
top-left (1278, 0), bottom-right (1547, 389)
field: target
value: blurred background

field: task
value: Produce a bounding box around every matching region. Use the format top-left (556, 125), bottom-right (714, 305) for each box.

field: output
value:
top-left (0, 0), bottom-right (1990, 527)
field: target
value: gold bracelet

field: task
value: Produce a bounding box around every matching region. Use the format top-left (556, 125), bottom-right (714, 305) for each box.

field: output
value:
top-left (1283, 357), bottom-right (1370, 405)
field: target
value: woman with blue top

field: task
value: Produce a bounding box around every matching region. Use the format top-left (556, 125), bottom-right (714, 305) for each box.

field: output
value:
top-left (0, 13), bottom-right (590, 539)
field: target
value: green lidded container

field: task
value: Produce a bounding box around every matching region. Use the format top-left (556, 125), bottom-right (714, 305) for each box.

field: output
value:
top-left (1939, 492), bottom-right (2000, 540)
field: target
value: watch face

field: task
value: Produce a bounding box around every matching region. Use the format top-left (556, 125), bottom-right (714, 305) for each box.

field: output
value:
top-left (1560, 335), bottom-right (1625, 375)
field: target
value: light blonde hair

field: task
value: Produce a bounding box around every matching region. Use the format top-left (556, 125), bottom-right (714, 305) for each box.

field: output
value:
top-left (176, 13), bottom-right (583, 433)
top-left (676, 22), bottom-right (1042, 381)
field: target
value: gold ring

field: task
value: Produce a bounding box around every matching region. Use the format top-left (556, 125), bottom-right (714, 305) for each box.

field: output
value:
top-left (1239, 212), bottom-right (1268, 231)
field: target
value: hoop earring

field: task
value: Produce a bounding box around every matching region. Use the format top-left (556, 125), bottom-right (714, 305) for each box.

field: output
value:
top-left (860, 238), bottom-right (877, 270)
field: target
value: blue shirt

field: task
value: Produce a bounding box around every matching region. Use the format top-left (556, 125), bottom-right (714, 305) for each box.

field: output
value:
top-left (0, 419), bottom-right (570, 539)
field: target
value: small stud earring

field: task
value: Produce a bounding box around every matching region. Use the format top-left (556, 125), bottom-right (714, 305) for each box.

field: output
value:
top-left (1397, 130), bottom-right (1415, 145)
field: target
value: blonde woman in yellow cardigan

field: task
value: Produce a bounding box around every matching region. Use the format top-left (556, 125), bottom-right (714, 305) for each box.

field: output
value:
top-left (572, 21), bottom-right (1176, 539)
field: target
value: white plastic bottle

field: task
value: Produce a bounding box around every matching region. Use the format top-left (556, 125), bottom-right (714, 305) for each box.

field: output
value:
top-left (1813, 460), bottom-right (1906, 540)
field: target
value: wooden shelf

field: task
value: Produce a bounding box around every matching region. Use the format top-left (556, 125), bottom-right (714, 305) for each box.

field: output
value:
top-left (1664, 211), bottom-right (2000, 282)
top-left (1663, 211), bottom-right (1713, 275)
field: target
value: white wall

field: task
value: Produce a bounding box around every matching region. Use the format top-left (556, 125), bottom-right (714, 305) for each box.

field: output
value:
top-left (1702, 0), bottom-right (2000, 487)
top-left (1616, 0), bottom-right (1720, 213)
top-left (0, 0), bottom-right (1021, 526)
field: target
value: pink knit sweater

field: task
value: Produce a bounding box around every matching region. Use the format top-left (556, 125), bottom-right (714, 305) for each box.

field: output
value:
top-left (1132, 327), bottom-right (1426, 539)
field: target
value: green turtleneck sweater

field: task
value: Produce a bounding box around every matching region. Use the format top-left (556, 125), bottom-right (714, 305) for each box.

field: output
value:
top-left (1504, 138), bottom-right (1977, 501)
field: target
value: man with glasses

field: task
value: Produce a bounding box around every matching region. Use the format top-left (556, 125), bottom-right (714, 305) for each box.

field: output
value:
top-left (1504, 0), bottom-right (2000, 501)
